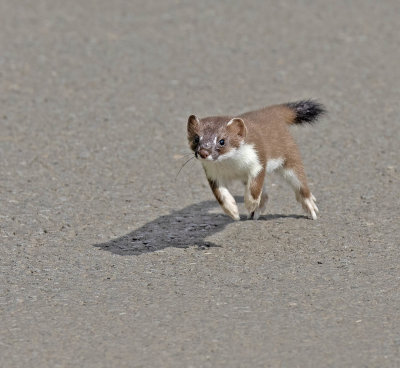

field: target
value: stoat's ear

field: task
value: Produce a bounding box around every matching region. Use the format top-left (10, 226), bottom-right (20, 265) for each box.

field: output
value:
top-left (187, 115), bottom-right (200, 134)
top-left (227, 118), bottom-right (247, 138)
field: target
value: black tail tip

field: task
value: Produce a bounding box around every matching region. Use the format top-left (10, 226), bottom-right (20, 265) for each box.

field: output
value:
top-left (286, 100), bottom-right (326, 125)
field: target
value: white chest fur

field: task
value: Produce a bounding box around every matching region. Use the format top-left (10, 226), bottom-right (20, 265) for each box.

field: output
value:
top-left (202, 143), bottom-right (262, 184)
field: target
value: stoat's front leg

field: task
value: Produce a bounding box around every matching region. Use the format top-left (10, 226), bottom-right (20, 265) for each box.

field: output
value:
top-left (207, 179), bottom-right (240, 221)
top-left (244, 168), bottom-right (266, 219)
top-left (253, 182), bottom-right (269, 220)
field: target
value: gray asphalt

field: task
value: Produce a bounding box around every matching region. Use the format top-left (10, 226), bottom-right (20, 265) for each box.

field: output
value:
top-left (1, 0), bottom-right (400, 367)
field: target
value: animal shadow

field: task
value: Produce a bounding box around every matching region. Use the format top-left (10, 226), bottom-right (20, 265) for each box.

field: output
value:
top-left (93, 198), bottom-right (308, 256)
top-left (94, 200), bottom-right (233, 256)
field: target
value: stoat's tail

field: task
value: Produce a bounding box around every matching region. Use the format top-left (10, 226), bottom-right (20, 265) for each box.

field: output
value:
top-left (285, 100), bottom-right (326, 125)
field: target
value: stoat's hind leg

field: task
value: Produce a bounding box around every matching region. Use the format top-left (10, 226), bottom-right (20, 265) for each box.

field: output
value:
top-left (278, 162), bottom-right (319, 220)
top-left (298, 193), bottom-right (318, 220)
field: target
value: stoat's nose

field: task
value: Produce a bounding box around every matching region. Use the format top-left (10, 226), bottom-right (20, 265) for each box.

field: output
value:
top-left (198, 149), bottom-right (210, 159)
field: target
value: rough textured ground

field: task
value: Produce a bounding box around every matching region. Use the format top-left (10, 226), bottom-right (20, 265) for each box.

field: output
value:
top-left (1, 0), bottom-right (400, 367)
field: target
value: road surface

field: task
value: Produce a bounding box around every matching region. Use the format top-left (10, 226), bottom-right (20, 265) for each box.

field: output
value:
top-left (1, 0), bottom-right (399, 366)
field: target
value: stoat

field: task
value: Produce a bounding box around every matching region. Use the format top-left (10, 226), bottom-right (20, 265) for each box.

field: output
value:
top-left (187, 100), bottom-right (326, 220)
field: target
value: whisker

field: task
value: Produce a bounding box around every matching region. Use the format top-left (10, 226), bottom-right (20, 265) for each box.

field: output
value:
top-left (174, 152), bottom-right (194, 161)
top-left (179, 152), bottom-right (195, 159)
top-left (175, 156), bottom-right (196, 179)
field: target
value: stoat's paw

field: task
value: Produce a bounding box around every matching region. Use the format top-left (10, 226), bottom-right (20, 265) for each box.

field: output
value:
top-left (222, 198), bottom-right (240, 221)
top-left (251, 197), bottom-right (268, 220)
top-left (300, 194), bottom-right (319, 220)
top-left (252, 209), bottom-right (260, 220)
top-left (230, 212), bottom-right (240, 221)
top-left (245, 194), bottom-right (261, 215)
top-left (223, 207), bottom-right (240, 221)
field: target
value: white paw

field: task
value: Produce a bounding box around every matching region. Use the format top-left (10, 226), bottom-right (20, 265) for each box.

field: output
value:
top-left (250, 193), bottom-right (268, 220)
top-left (224, 205), bottom-right (240, 221)
top-left (302, 194), bottom-right (319, 220)
top-left (252, 209), bottom-right (261, 220)
top-left (245, 194), bottom-right (261, 215)
top-left (220, 187), bottom-right (240, 220)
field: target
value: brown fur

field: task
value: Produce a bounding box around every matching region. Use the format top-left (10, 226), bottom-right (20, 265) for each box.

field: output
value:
top-left (239, 105), bottom-right (312, 204)
top-left (208, 178), bottom-right (223, 205)
top-left (240, 105), bottom-right (301, 166)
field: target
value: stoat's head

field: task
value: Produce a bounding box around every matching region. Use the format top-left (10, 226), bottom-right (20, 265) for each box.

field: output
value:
top-left (187, 115), bottom-right (247, 161)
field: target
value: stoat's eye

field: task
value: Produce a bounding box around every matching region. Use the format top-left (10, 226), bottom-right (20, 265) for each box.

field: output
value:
top-left (219, 139), bottom-right (225, 146)
top-left (194, 135), bottom-right (200, 144)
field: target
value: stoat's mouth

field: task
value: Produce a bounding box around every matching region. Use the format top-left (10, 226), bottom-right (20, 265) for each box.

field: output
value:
top-left (198, 156), bottom-right (215, 162)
